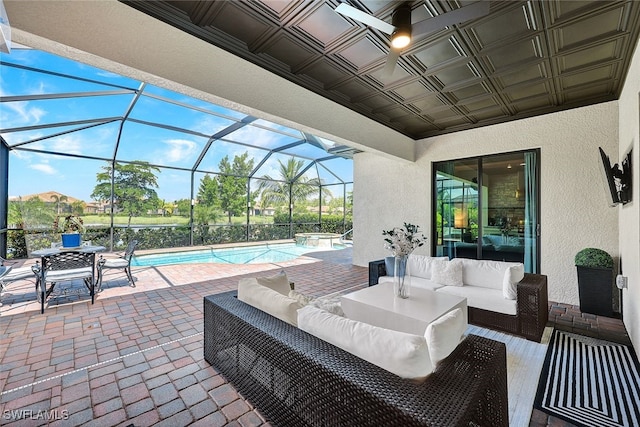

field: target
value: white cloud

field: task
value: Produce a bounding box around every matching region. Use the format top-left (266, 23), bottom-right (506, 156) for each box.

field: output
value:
top-left (30, 163), bottom-right (57, 175)
top-left (192, 116), bottom-right (232, 136)
top-left (162, 138), bottom-right (198, 163)
top-left (2, 101), bottom-right (46, 127)
top-left (226, 125), bottom-right (291, 149)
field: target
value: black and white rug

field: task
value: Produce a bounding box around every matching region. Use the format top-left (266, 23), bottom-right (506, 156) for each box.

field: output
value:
top-left (534, 329), bottom-right (640, 427)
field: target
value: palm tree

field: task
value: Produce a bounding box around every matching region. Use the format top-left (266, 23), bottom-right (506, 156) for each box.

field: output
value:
top-left (50, 193), bottom-right (68, 214)
top-left (258, 158), bottom-right (330, 209)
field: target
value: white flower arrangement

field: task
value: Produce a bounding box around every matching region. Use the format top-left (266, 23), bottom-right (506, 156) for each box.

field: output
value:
top-left (382, 222), bottom-right (426, 257)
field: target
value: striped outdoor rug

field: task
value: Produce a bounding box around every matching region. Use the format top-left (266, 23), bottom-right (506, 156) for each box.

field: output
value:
top-left (534, 329), bottom-right (640, 427)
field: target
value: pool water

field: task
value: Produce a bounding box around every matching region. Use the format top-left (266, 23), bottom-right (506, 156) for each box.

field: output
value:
top-left (131, 243), bottom-right (339, 266)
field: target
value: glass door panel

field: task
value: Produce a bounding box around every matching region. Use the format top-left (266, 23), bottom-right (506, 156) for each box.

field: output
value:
top-left (434, 159), bottom-right (478, 259)
top-left (480, 153), bottom-right (526, 264)
top-left (433, 150), bottom-right (539, 272)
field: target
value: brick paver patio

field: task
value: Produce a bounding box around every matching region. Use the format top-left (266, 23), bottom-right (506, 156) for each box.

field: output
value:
top-left (1, 247), bottom-right (367, 426)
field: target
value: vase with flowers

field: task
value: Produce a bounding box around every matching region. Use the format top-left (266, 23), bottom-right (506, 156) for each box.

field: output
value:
top-left (54, 214), bottom-right (85, 248)
top-left (382, 222), bottom-right (426, 298)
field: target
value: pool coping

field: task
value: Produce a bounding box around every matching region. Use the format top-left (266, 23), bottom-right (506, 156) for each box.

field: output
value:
top-left (133, 239), bottom-right (297, 257)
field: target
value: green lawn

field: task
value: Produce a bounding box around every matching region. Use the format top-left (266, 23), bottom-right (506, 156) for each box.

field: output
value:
top-left (82, 215), bottom-right (274, 226)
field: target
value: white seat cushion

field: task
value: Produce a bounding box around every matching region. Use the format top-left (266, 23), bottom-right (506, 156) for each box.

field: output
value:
top-left (298, 305), bottom-right (433, 379)
top-left (102, 258), bottom-right (129, 268)
top-left (378, 275), bottom-right (444, 291)
top-left (45, 267), bottom-right (93, 282)
top-left (238, 277), bottom-right (302, 326)
top-left (425, 308), bottom-right (466, 365)
top-left (436, 285), bottom-right (517, 315)
top-left (2, 266), bottom-right (35, 281)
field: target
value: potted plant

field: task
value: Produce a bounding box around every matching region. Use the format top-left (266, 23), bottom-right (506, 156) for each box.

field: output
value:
top-left (54, 214), bottom-right (85, 248)
top-left (575, 248), bottom-right (614, 317)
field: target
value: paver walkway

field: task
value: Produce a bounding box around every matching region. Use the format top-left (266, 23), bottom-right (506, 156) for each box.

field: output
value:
top-left (1, 248), bottom-right (367, 426)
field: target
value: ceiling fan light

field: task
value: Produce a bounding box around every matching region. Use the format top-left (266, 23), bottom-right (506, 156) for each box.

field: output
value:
top-left (391, 5), bottom-right (412, 49)
top-left (391, 30), bottom-right (411, 48)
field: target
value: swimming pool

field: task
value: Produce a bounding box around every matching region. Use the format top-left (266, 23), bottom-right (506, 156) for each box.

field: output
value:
top-left (131, 242), bottom-right (339, 266)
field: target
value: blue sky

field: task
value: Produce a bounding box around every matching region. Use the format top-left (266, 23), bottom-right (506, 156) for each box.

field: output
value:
top-left (1, 47), bottom-right (353, 203)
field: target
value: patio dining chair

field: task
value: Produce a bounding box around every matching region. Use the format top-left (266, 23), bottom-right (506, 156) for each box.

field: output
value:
top-left (0, 257), bottom-right (38, 303)
top-left (31, 251), bottom-right (97, 314)
top-left (97, 239), bottom-right (138, 291)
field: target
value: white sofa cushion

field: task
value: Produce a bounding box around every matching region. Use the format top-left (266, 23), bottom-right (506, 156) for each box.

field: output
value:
top-left (378, 275), bottom-right (444, 291)
top-left (503, 264), bottom-right (525, 300)
top-left (238, 278), bottom-right (302, 326)
top-left (407, 255), bottom-right (449, 279)
top-left (431, 259), bottom-right (463, 287)
top-left (297, 305), bottom-right (433, 379)
top-left (256, 270), bottom-right (291, 295)
top-left (425, 308), bottom-right (466, 365)
top-left (455, 258), bottom-right (523, 291)
top-left (436, 285), bottom-right (517, 315)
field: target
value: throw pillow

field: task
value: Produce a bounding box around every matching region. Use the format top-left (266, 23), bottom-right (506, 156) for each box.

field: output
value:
top-left (310, 296), bottom-right (345, 317)
top-left (256, 270), bottom-right (291, 295)
top-left (502, 263), bottom-right (525, 300)
top-left (289, 289), bottom-right (314, 306)
top-left (297, 305), bottom-right (433, 379)
top-left (384, 256), bottom-right (395, 276)
top-left (431, 259), bottom-right (463, 287)
top-left (237, 278), bottom-right (302, 326)
top-left (424, 308), bottom-right (466, 365)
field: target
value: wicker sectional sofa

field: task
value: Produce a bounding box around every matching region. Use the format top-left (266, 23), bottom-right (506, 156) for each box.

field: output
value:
top-left (204, 291), bottom-right (508, 427)
top-left (369, 256), bottom-right (548, 342)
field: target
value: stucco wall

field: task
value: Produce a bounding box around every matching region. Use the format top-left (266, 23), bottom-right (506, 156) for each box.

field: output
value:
top-left (354, 102), bottom-right (619, 306)
top-left (618, 32), bottom-right (640, 349)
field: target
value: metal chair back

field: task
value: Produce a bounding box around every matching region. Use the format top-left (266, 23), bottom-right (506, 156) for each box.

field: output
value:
top-left (35, 251), bottom-right (97, 313)
top-left (123, 240), bottom-right (138, 261)
top-left (41, 251), bottom-right (96, 273)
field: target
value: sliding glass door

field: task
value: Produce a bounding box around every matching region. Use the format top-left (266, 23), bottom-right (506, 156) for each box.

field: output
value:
top-left (433, 150), bottom-right (540, 273)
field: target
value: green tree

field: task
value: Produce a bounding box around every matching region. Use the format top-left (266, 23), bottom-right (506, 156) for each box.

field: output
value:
top-left (50, 193), bottom-right (68, 214)
top-left (91, 161), bottom-right (161, 227)
top-left (218, 152), bottom-right (255, 223)
top-left (11, 196), bottom-right (55, 230)
top-left (197, 174), bottom-right (219, 208)
top-left (258, 158), bottom-right (329, 211)
top-left (70, 200), bottom-right (84, 215)
top-left (175, 198), bottom-right (192, 217)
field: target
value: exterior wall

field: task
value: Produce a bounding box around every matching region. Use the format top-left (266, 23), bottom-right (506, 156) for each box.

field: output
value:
top-left (354, 102), bottom-right (619, 307)
top-left (618, 32), bottom-right (640, 350)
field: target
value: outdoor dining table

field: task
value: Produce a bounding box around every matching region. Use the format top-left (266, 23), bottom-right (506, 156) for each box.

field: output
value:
top-left (30, 245), bottom-right (106, 313)
top-left (30, 245), bottom-right (107, 258)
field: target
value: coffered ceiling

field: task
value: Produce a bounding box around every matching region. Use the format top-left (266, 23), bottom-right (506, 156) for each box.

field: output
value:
top-left (123, 0), bottom-right (640, 140)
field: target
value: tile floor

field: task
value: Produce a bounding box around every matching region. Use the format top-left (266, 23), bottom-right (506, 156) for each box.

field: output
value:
top-left (0, 248), bottom-right (633, 426)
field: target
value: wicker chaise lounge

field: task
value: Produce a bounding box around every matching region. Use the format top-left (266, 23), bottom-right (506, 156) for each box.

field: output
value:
top-left (204, 291), bottom-right (508, 427)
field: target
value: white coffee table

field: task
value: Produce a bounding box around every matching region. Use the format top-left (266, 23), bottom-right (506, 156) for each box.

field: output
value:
top-left (340, 282), bottom-right (467, 335)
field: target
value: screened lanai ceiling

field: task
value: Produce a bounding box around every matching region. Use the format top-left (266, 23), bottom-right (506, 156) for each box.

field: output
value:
top-left (124, 0), bottom-right (640, 139)
top-left (0, 47), bottom-right (355, 197)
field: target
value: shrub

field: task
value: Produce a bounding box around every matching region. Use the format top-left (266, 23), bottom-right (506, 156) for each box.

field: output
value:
top-left (575, 248), bottom-right (613, 269)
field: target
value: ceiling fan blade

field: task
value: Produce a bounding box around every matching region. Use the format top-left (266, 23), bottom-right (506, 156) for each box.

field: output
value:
top-left (335, 3), bottom-right (395, 35)
top-left (412, 1), bottom-right (490, 38)
top-left (382, 49), bottom-right (401, 78)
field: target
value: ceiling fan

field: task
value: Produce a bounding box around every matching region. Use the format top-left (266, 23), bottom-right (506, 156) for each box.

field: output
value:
top-left (335, 1), bottom-right (490, 77)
